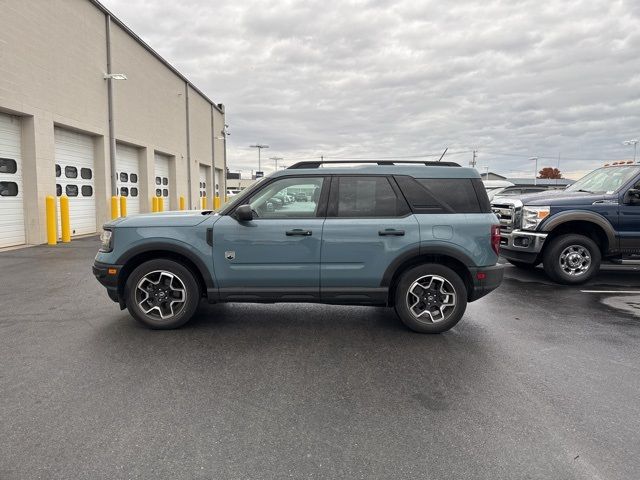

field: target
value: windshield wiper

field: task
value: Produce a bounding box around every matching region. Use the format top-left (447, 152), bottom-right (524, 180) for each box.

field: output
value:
top-left (574, 189), bottom-right (593, 193)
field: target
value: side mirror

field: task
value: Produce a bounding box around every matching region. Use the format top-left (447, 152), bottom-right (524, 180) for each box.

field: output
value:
top-left (235, 204), bottom-right (253, 221)
top-left (624, 188), bottom-right (640, 204)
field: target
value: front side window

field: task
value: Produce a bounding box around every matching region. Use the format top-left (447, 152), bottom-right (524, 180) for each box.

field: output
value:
top-left (248, 177), bottom-right (325, 218)
top-left (335, 176), bottom-right (405, 217)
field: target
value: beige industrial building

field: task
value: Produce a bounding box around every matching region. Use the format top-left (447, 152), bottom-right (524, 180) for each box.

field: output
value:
top-left (0, 0), bottom-right (226, 248)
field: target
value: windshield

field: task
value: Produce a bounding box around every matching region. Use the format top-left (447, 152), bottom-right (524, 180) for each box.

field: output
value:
top-left (566, 166), bottom-right (640, 194)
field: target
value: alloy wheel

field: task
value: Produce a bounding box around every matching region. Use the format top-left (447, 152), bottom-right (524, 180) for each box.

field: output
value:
top-left (406, 275), bottom-right (457, 323)
top-left (559, 244), bottom-right (591, 276)
top-left (135, 270), bottom-right (187, 320)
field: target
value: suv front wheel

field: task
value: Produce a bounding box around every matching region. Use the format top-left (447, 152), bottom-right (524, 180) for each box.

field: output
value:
top-left (125, 259), bottom-right (200, 329)
top-left (394, 264), bottom-right (468, 333)
top-left (542, 234), bottom-right (601, 284)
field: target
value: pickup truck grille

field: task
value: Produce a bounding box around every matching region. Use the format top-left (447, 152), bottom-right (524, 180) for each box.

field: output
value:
top-left (492, 203), bottom-right (516, 234)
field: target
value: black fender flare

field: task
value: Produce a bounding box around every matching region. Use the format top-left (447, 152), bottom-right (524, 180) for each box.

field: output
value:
top-left (540, 210), bottom-right (617, 249)
top-left (116, 241), bottom-right (214, 289)
top-left (380, 244), bottom-right (474, 287)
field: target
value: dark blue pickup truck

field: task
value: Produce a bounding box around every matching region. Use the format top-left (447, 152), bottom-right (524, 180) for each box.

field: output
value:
top-left (492, 163), bottom-right (640, 284)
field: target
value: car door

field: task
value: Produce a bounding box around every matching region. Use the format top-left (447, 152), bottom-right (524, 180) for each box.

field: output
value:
top-left (320, 175), bottom-right (420, 303)
top-left (618, 178), bottom-right (640, 255)
top-left (212, 175), bottom-right (328, 300)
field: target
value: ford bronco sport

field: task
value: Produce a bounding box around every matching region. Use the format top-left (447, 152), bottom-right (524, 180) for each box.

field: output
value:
top-left (94, 161), bottom-right (503, 333)
top-left (493, 162), bottom-right (640, 284)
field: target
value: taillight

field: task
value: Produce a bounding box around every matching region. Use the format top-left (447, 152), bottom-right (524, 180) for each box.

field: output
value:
top-left (491, 224), bottom-right (500, 256)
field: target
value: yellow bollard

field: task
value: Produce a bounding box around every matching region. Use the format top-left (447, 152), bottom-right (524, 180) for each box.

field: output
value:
top-left (214, 196), bottom-right (221, 209)
top-left (179, 196), bottom-right (185, 210)
top-left (111, 196), bottom-right (119, 219)
top-left (151, 196), bottom-right (158, 213)
top-left (201, 196), bottom-right (206, 210)
top-left (120, 196), bottom-right (127, 218)
top-left (45, 195), bottom-right (57, 246)
top-left (158, 197), bottom-right (164, 212)
top-left (60, 195), bottom-right (71, 243)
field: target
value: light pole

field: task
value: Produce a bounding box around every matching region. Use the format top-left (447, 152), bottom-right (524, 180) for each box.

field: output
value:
top-left (270, 156), bottom-right (283, 171)
top-left (623, 139), bottom-right (639, 162)
top-left (528, 157), bottom-right (539, 185)
top-left (249, 144), bottom-right (269, 173)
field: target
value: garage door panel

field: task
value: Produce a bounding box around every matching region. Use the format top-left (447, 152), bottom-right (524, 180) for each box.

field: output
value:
top-left (0, 113), bottom-right (25, 248)
top-left (116, 144), bottom-right (141, 215)
top-left (55, 127), bottom-right (96, 237)
top-left (154, 153), bottom-right (170, 207)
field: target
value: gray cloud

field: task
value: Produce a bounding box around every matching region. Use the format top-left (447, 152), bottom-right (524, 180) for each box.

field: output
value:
top-left (104, 0), bottom-right (640, 178)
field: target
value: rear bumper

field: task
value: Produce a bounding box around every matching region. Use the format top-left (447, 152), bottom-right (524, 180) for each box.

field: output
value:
top-left (93, 261), bottom-right (122, 304)
top-left (468, 264), bottom-right (504, 302)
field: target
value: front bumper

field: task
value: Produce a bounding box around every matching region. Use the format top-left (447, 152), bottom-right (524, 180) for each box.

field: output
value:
top-left (499, 230), bottom-right (548, 263)
top-left (93, 261), bottom-right (122, 304)
top-left (468, 264), bottom-right (504, 302)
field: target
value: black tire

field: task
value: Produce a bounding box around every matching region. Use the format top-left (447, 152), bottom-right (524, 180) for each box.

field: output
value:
top-left (508, 259), bottom-right (540, 270)
top-left (394, 264), bottom-right (468, 334)
top-left (542, 234), bottom-right (601, 285)
top-left (125, 259), bottom-right (200, 329)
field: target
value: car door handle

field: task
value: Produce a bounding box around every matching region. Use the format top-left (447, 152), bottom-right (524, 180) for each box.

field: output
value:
top-left (379, 229), bottom-right (405, 236)
top-left (286, 229), bottom-right (312, 236)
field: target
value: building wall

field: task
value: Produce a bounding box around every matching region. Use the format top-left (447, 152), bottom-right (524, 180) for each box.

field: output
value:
top-left (0, 0), bottom-right (225, 245)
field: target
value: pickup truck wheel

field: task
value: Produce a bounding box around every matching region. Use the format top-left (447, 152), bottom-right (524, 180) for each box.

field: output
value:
top-left (542, 234), bottom-right (601, 284)
top-left (125, 259), bottom-right (200, 329)
top-left (394, 264), bottom-right (467, 333)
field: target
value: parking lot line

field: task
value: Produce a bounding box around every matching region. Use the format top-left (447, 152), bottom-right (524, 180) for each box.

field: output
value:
top-left (580, 290), bottom-right (640, 294)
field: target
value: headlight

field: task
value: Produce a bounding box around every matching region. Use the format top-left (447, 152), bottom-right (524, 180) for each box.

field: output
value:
top-left (522, 206), bottom-right (550, 231)
top-left (100, 229), bottom-right (113, 252)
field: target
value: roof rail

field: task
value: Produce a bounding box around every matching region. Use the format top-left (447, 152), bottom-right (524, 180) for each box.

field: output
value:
top-left (287, 160), bottom-right (461, 169)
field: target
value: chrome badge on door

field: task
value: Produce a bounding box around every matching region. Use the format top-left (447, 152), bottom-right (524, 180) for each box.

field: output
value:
top-left (225, 251), bottom-right (235, 260)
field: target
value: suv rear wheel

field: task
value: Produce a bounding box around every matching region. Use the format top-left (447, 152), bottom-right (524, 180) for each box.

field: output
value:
top-left (125, 259), bottom-right (200, 329)
top-left (394, 264), bottom-right (468, 333)
top-left (542, 234), bottom-right (601, 284)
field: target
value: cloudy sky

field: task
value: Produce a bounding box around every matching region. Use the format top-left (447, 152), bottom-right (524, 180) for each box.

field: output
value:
top-left (104, 0), bottom-right (640, 179)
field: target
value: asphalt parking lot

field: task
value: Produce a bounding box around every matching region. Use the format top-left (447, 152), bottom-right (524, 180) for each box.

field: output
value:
top-left (1, 237), bottom-right (639, 479)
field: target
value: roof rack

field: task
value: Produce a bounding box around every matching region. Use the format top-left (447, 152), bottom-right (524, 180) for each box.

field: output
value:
top-left (287, 160), bottom-right (461, 169)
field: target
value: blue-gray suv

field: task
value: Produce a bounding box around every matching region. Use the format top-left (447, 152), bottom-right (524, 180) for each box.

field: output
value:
top-left (93, 161), bottom-right (503, 333)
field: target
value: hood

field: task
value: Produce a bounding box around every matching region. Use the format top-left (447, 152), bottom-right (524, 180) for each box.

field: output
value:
top-left (507, 189), bottom-right (611, 207)
top-left (105, 210), bottom-right (215, 228)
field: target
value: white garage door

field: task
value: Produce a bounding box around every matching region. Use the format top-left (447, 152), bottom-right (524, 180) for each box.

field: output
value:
top-left (116, 144), bottom-right (140, 215)
top-left (0, 113), bottom-right (25, 248)
top-left (214, 168), bottom-right (221, 197)
top-left (199, 164), bottom-right (208, 209)
top-left (55, 128), bottom-right (96, 236)
top-left (154, 153), bottom-right (170, 208)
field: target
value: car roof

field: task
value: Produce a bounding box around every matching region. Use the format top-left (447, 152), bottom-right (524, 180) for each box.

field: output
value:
top-left (270, 165), bottom-right (480, 179)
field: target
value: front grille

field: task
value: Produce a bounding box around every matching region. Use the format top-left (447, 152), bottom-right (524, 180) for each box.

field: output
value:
top-left (492, 203), bottom-right (516, 234)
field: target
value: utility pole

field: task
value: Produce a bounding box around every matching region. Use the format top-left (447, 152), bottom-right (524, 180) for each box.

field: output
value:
top-left (270, 156), bottom-right (283, 171)
top-left (470, 150), bottom-right (477, 168)
top-left (529, 157), bottom-right (539, 186)
top-left (623, 139), bottom-right (638, 162)
top-left (249, 144), bottom-right (269, 172)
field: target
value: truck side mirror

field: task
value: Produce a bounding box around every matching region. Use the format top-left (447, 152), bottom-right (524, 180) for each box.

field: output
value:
top-left (235, 204), bottom-right (253, 221)
top-left (624, 188), bottom-right (640, 204)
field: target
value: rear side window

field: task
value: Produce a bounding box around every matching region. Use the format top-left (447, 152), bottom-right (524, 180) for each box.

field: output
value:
top-left (417, 179), bottom-right (483, 213)
top-left (334, 176), bottom-right (409, 217)
top-left (395, 176), bottom-right (490, 213)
